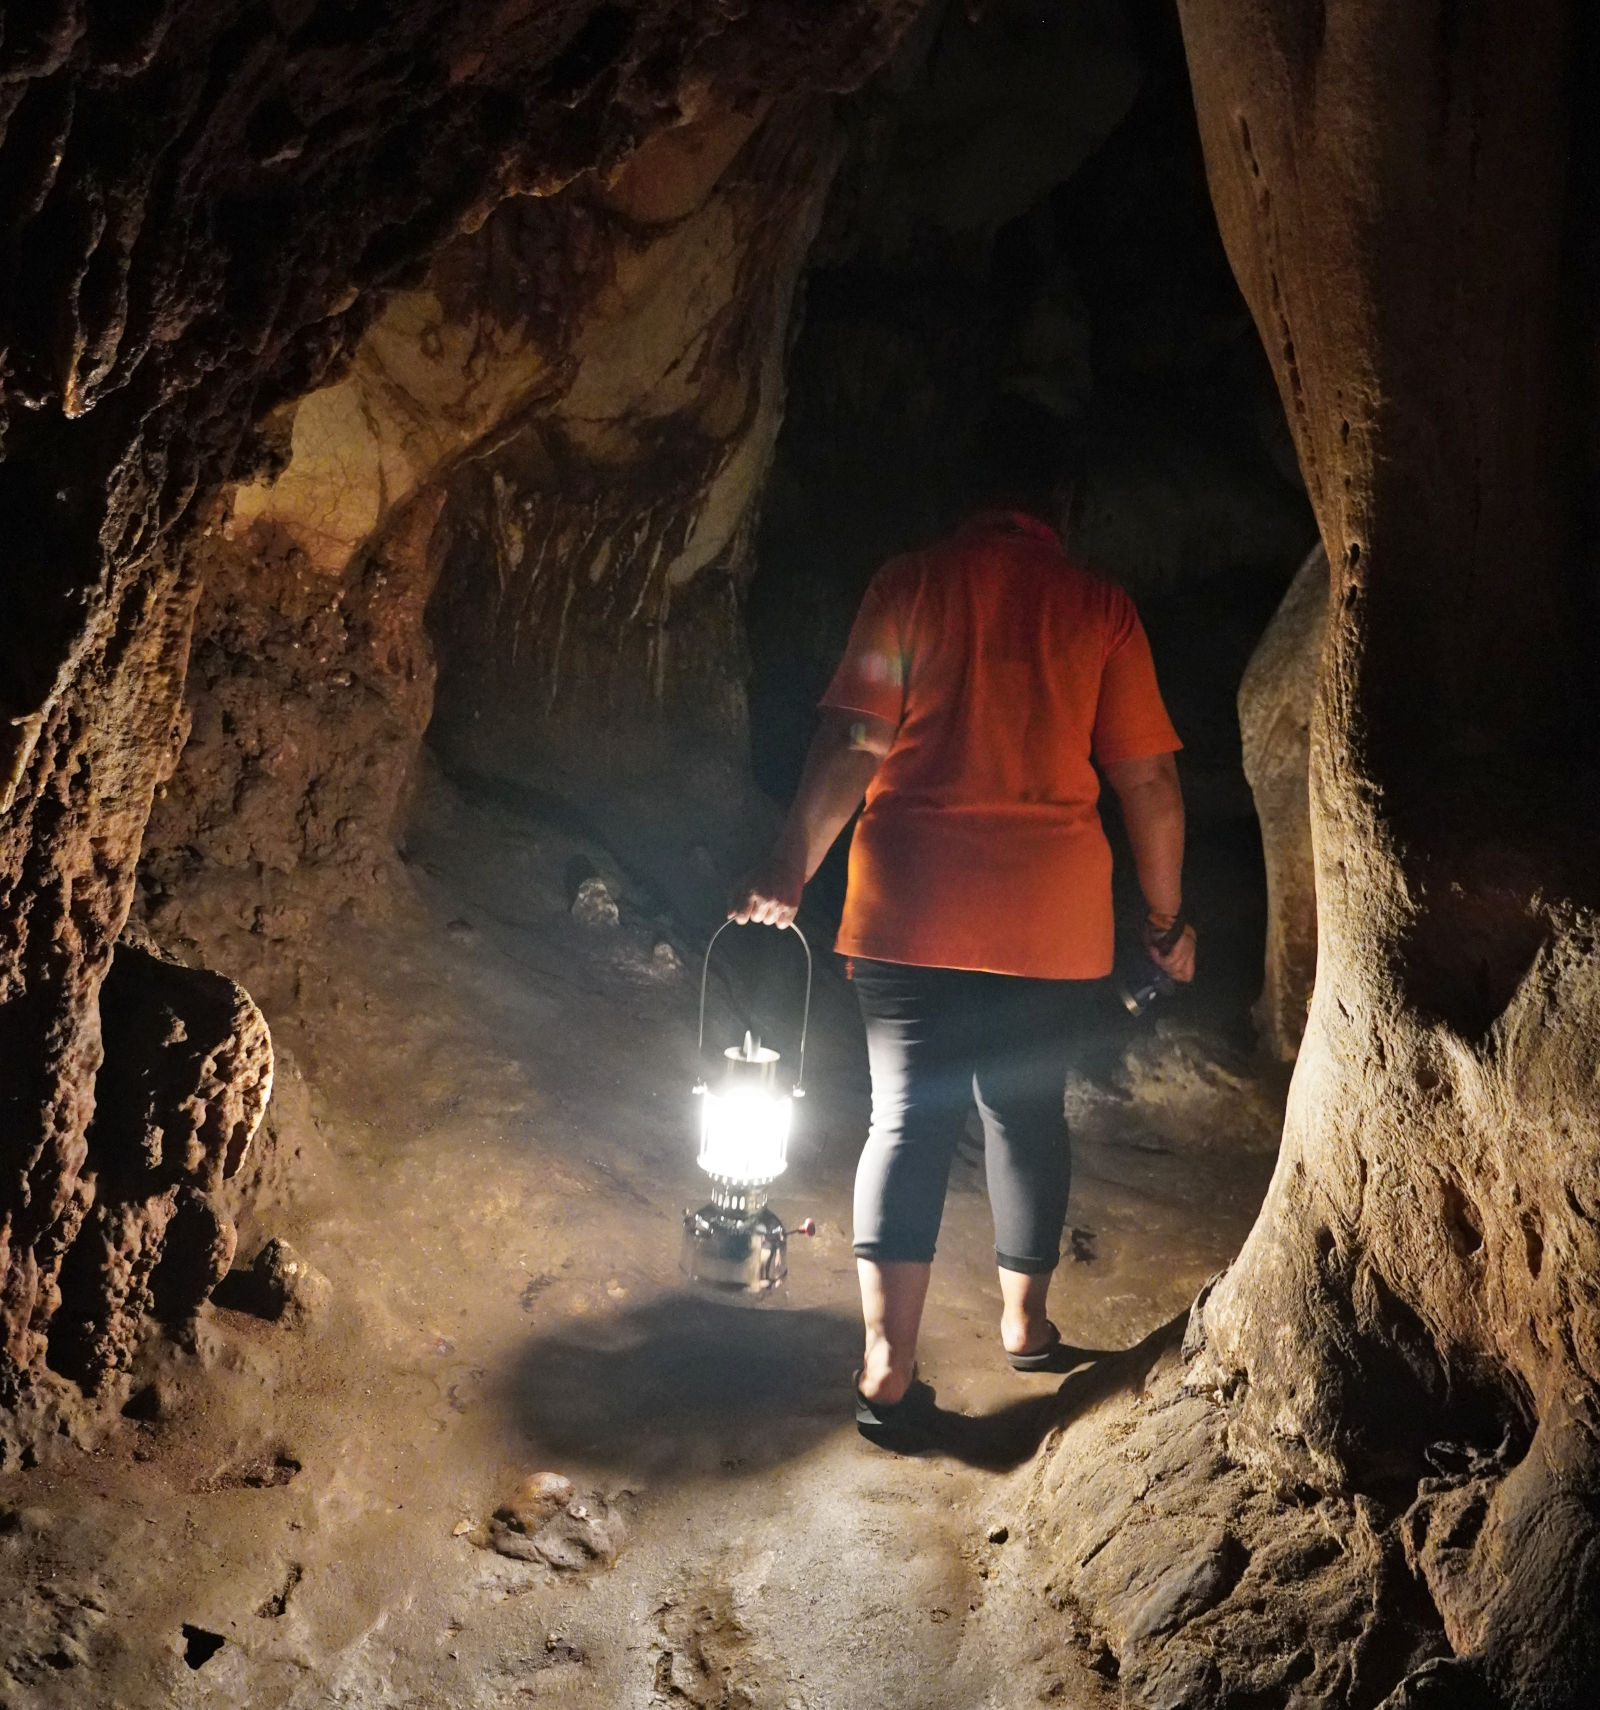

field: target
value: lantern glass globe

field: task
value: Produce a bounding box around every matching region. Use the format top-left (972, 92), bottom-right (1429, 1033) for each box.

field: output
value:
top-left (698, 1086), bottom-right (792, 1186)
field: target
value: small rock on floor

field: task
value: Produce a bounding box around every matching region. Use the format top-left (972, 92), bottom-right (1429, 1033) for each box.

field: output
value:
top-left (215, 1237), bottom-right (332, 1325)
top-left (504, 1470), bottom-right (574, 1530)
top-left (486, 1488), bottom-right (625, 1572)
top-left (571, 878), bottom-right (620, 928)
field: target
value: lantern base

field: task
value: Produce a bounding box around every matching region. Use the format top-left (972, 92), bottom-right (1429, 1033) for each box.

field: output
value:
top-left (681, 1202), bottom-right (788, 1295)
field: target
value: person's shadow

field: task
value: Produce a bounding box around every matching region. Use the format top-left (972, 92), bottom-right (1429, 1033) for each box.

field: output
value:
top-left (505, 1290), bottom-right (1186, 1482)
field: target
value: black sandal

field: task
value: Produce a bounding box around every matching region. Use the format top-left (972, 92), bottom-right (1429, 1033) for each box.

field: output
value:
top-left (1005, 1323), bottom-right (1090, 1373)
top-left (854, 1368), bottom-right (936, 1443)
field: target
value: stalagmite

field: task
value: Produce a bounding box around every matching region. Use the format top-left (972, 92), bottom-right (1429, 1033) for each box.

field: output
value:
top-left (45, 940), bottom-right (273, 1394)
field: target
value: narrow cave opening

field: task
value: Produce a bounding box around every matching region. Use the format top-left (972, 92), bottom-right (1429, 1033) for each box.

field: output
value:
top-left (745, 0), bottom-right (1312, 1047)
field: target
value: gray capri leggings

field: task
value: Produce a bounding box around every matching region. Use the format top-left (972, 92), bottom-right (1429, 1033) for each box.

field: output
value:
top-left (850, 958), bottom-right (1091, 1274)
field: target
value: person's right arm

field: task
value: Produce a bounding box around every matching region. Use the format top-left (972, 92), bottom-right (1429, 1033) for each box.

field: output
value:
top-left (730, 710), bottom-right (897, 928)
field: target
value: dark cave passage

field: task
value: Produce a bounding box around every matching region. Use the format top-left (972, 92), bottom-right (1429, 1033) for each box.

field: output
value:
top-left (413, 0), bottom-right (1313, 1045)
top-left (743, 0), bottom-right (1311, 1045)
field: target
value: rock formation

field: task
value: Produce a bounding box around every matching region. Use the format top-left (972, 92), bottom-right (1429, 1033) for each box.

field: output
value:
top-left (0, 0), bottom-right (915, 1424)
top-left (44, 938), bottom-right (272, 1395)
top-left (1019, 4), bottom-right (1600, 1704)
top-left (424, 96), bottom-right (840, 805)
top-left (1239, 541), bottom-right (1327, 1059)
top-left (134, 92), bottom-right (848, 950)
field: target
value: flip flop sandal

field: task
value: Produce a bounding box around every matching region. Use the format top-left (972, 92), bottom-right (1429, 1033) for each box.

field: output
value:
top-left (853, 1368), bottom-right (936, 1442)
top-left (1005, 1323), bottom-right (1087, 1373)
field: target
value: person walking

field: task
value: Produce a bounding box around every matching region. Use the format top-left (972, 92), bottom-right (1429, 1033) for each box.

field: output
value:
top-left (732, 403), bottom-right (1195, 1440)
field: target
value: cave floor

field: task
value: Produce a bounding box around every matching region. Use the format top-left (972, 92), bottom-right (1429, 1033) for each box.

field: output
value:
top-left (1, 787), bottom-right (1283, 1708)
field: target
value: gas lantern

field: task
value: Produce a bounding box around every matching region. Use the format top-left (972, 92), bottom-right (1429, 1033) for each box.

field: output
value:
top-left (681, 919), bottom-right (811, 1295)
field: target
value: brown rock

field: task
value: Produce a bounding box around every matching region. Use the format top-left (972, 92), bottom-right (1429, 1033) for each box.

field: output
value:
top-left (488, 1487), bottom-right (625, 1573)
top-left (245, 1239), bottom-right (332, 1328)
top-left (214, 1237), bottom-right (331, 1328)
top-left (504, 1471), bottom-right (576, 1531)
top-left (1238, 542), bottom-right (1328, 1061)
top-left (571, 877), bottom-right (621, 929)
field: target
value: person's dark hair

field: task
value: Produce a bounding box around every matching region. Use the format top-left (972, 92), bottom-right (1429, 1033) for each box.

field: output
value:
top-left (959, 393), bottom-right (1080, 522)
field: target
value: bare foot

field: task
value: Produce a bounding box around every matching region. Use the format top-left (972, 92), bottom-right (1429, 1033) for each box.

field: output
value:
top-left (1000, 1314), bottom-right (1054, 1358)
top-left (856, 1354), bottom-right (913, 1406)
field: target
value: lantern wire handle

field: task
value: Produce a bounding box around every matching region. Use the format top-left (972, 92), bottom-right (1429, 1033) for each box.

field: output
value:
top-left (696, 918), bottom-right (813, 1096)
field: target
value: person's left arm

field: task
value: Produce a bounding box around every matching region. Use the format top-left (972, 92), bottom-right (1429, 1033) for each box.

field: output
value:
top-left (733, 562), bottom-right (910, 928)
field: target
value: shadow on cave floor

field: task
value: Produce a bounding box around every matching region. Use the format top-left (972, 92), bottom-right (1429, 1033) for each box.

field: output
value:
top-left (911, 1311), bottom-right (1188, 1473)
top-left (1, 776), bottom-right (1283, 1710)
top-left (505, 1289), bottom-right (1186, 1482)
top-left (506, 1284), bottom-right (1194, 1486)
top-left (505, 1293), bottom-right (863, 1477)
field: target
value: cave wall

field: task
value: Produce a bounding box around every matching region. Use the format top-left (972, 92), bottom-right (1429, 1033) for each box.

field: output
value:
top-left (0, 0), bottom-right (918, 1427)
top-left (1175, 0), bottom-right (1600, 1698)
top-left (137, 90), bottom-right (848, 943)
top-left (423, 96), bottom-right (843, 810)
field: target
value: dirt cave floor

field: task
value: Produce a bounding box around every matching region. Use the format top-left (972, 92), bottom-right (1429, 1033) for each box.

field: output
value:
top-left (0, 783), bottom-right (1285, 1709)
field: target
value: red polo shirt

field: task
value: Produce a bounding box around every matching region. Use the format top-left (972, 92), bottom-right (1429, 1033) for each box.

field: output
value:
top-left (820, 512), bottom-right (1180, 979)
